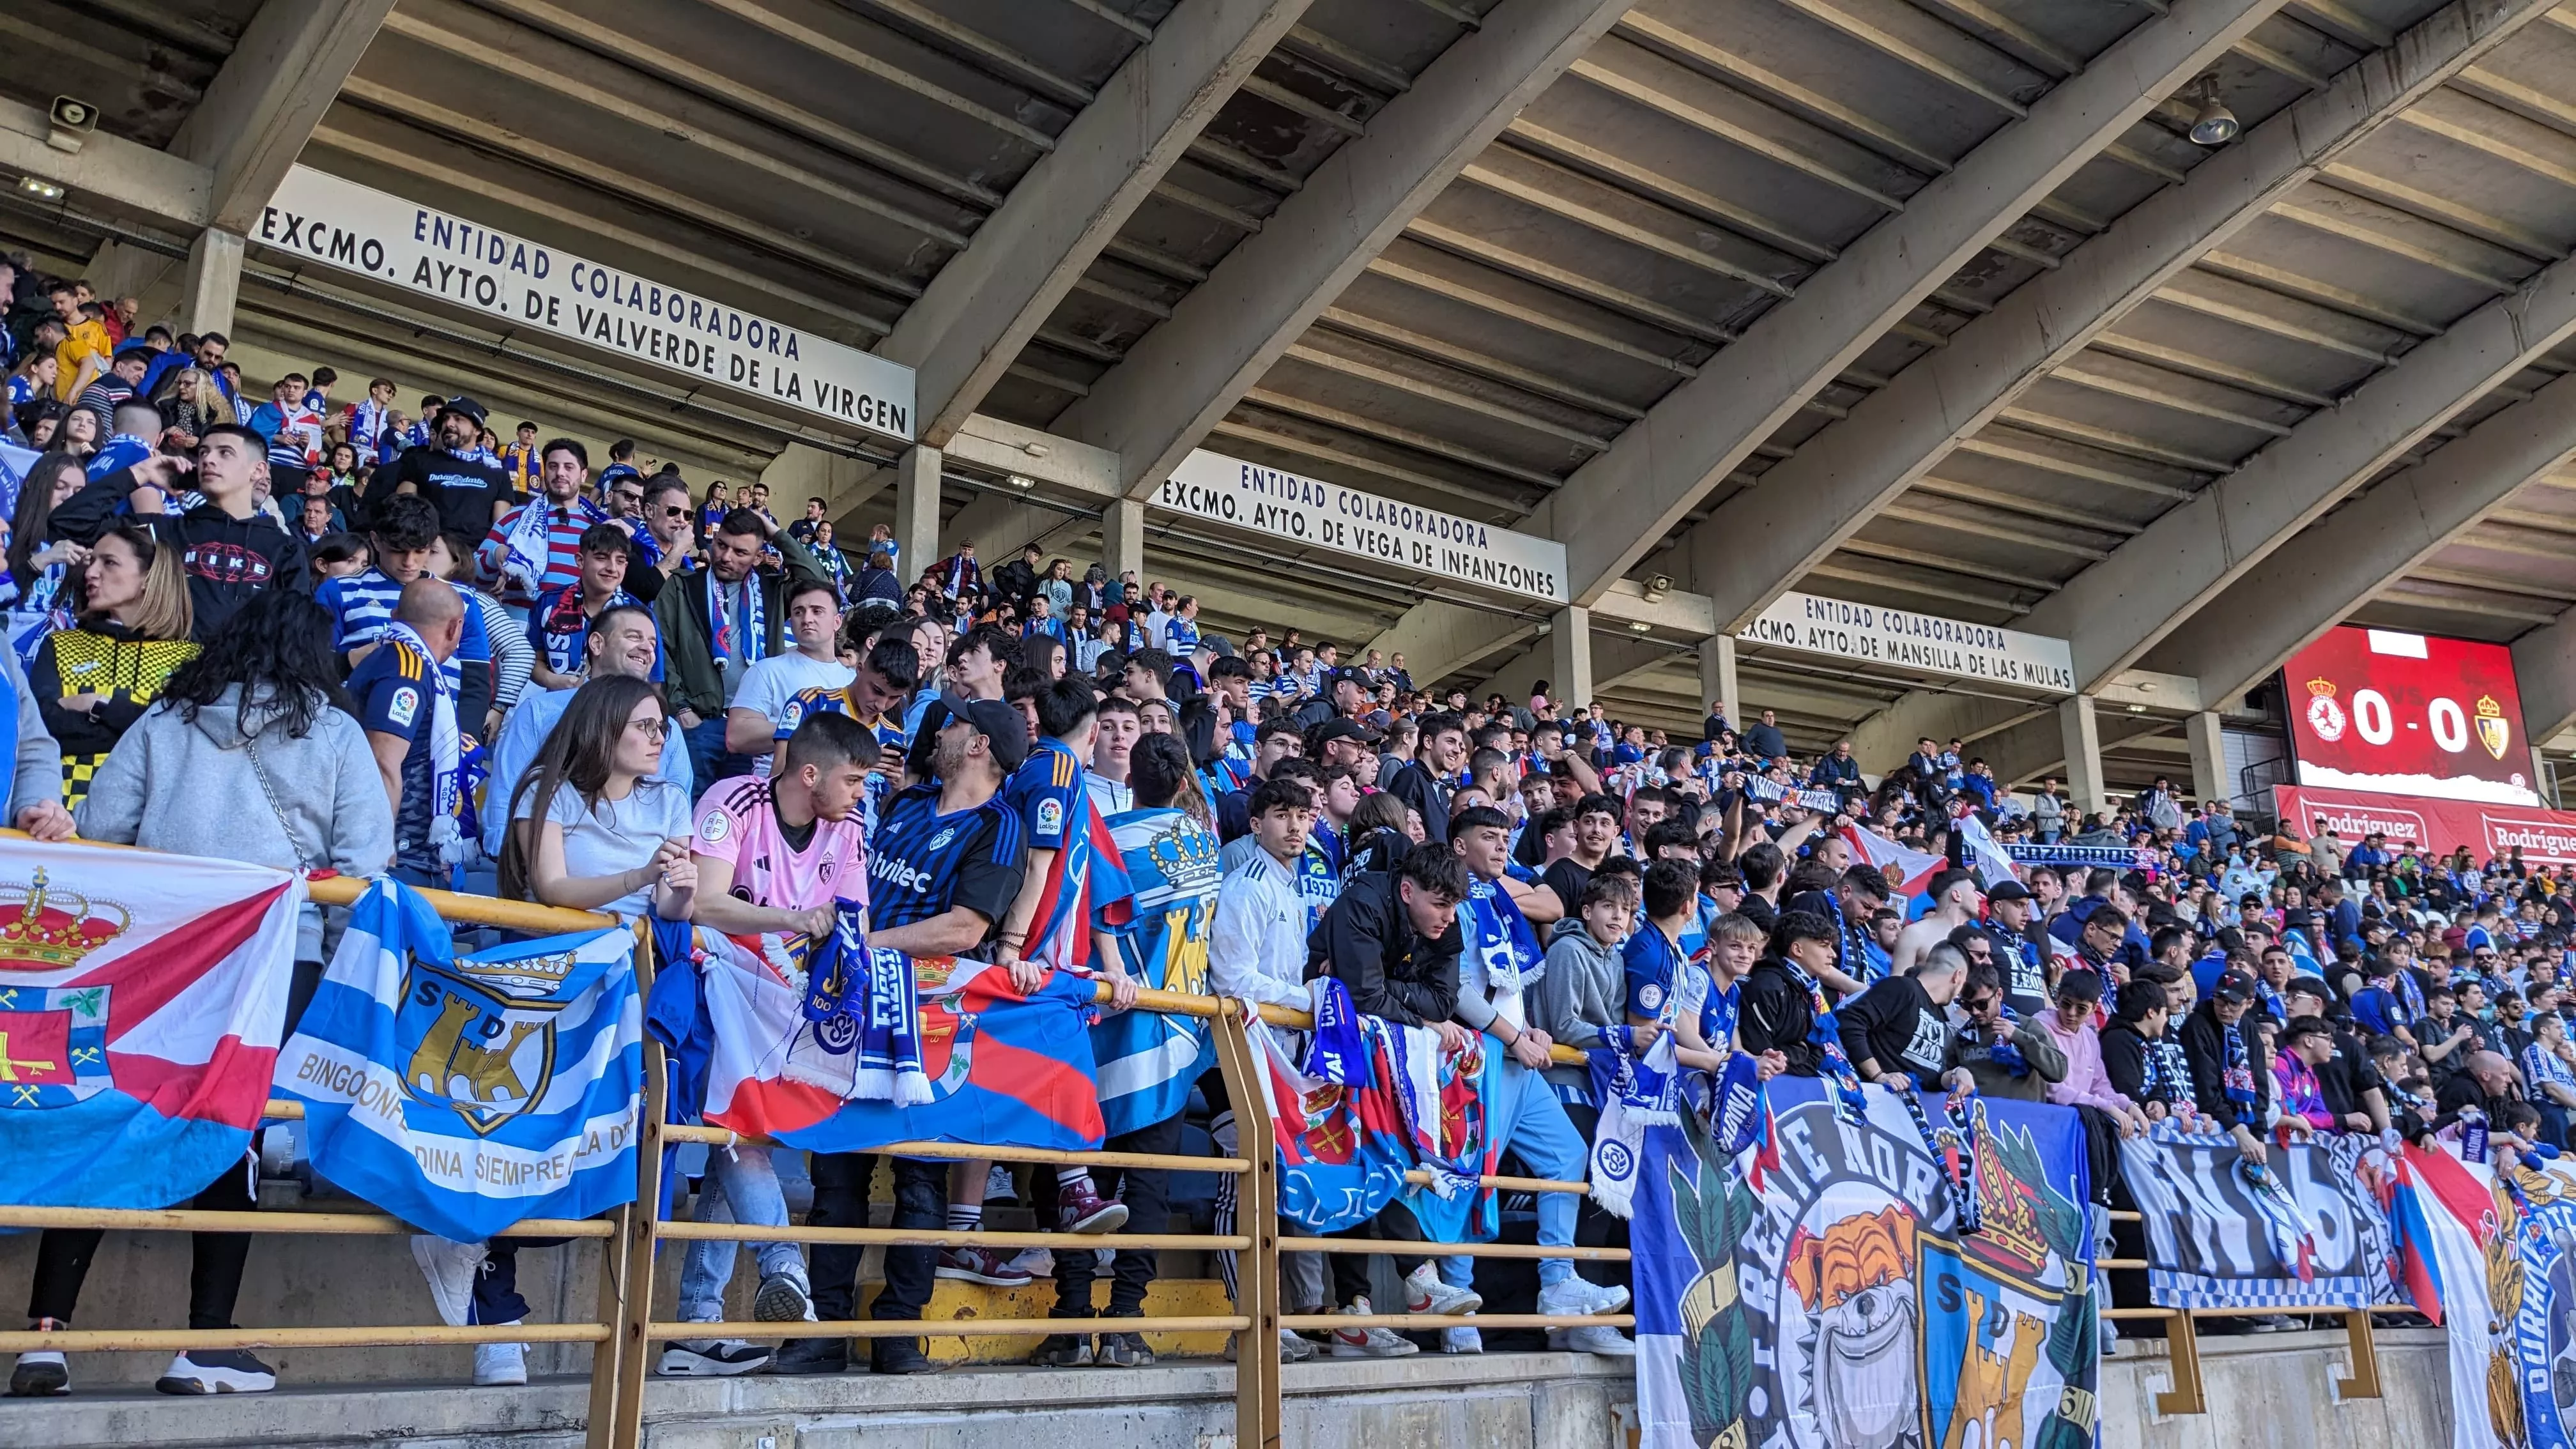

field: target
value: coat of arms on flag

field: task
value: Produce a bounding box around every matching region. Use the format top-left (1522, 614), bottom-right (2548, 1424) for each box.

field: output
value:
top-left (277, 878), bottom-right (643, 1243)
top-left (1248, 1017), bottom-right (1413, 1233)
top-left (696, 929), bottom-right (1107, 1154)
top-left (0, 845), bottom-right (302, 1209)
top-left (1092, 804), bottom-right (1220, 1138)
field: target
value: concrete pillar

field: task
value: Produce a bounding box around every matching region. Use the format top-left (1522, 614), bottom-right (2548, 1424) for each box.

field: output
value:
top-left (180, 228), bottom-right (244, 338)
top-left (82, 238), bottom-right (178, 314)
top-left (2060, 695), bottom-right (2109, 820)
top-left (1699, 634), bottom-right (1739, 728)
top-left (893, 445), bottom-right (941, 585)
top-left (1102, 496), bottom-right (1146, 585)
top-left (2186, 709), bottom-right (2228, 808)
top-left (1547, 606), bottom-right (1593, 711)
top-left (762, 442), bottom-right (873, 510)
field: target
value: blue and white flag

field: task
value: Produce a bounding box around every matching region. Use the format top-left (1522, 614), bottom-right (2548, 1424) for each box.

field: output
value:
top-left (275, 878), bottom-right (643, 1242)
top-left (0, 440), bottom-right (38, 518)
top-left (1301, 975), bottom-right (1368, 1087)
top-left (1092, 805), bottom-right (1219, 1137)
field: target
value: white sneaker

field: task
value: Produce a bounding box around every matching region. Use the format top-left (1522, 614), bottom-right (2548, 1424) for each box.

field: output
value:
top-left (1565, 1325), bottom-right (1637, 1356)
top-left (411, 1235), bottom-right (483, 1329)
top-left (1278, 1329), bottom-right (1318, 1363)
top-left (1537, 1276), bottom-right (1627, 1318)
top-left (1402, 1262), bottom-right (1481, 1315)
top-left (1005, 1247), bottom-right (1055, 1278)
top-left (1328, 1298), bottom-right (1418, 1358)
top-left (753, 1272), bottom-right (811, 1322)
top-left (984, 1164), bottom-right (1018, 1202)
top-left (1576, 1276), bottom-right (1632, 1314)
top-left (659, 1338), bottom-right (773, 1376)
top-left (1440, 1326), bottom-right (1483, 1354)
top-left (475, 1327), bottom-right (527, 1387)
top-left (8, 1347), bottom-right (66, 1397)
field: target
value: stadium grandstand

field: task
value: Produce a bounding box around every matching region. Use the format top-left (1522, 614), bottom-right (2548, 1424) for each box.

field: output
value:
top-left (1, 0), bottom-right (2573, 1446)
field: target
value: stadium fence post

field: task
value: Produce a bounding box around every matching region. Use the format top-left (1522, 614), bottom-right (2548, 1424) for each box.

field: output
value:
top-left (1209, 1004), bottom-right (1284, 1449)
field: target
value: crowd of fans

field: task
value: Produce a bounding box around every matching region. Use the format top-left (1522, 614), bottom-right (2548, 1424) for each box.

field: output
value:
top-left (1, 262), bottom-right (2570, 1399)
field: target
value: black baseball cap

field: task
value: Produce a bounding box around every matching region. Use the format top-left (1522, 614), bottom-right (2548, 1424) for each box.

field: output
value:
top-left (1986, 880), bottom-right (2034, 903)
top-left (1312, 718), bottom-right (1376, 749)
top-left (441, 395), bottom-right (489, 425)
top-left (2211, 971), bottom-right (2259, 1005)
top-left (927, 690), bottom-right (1029, 771)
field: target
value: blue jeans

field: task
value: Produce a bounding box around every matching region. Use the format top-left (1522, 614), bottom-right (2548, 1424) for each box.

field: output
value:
top-left (1439, 1057), bottom-right (1586, 1291)
top-left (683, 714), bottom-right (746, 786)
top-left (677, 1144), bottom-right (802, 1322)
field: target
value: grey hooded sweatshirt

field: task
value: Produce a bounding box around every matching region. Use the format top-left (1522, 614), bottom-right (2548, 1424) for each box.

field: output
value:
top-left (1531, 917), bottom-right (1625, 1101)
top-left (77, 685), bottom-right (393, 960)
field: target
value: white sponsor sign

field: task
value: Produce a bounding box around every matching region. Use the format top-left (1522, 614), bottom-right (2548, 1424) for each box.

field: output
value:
top-left (1738, 590), bottom-right (2076, 692)
top-left (1156, 449), bottom-right (1568, 603)
top-left (256, 167), bottom-right (916, 443)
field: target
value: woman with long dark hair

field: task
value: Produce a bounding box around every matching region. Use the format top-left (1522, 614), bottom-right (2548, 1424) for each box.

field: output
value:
top-left (3, 450), bottom-right (91, 649)
top-left (699, 479), bottom-right (733, 539)
top-left (498, 673), bottom-right (695, 919)
top-left (1342, 788), bottom-right (1413, 880)
top-left (55, 406), bottom-right (97, 461)
top-left (45, 588), bottom-right (389, 1399)
top-left (30, 522), bottom-right (199, 803)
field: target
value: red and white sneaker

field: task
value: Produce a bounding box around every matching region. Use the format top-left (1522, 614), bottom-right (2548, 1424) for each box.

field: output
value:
top-left (1403, 1262), bottom-right (1482, 1315)
top-left (937, 1245), bottom-right (1036, 1287)
top-left (1328, 1298), bottom-right (1418, 1358)
top-left (1057, 1180), bottom-right (1131, 1235)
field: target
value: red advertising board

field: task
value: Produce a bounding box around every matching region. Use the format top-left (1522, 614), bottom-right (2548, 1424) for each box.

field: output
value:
top-left (2274, 784), bottom-right (2576, 867)
top-left (2281, 625), bottom-right (2536, 805)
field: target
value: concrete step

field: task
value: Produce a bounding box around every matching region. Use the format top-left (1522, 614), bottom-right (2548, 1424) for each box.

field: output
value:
top-left (0, 1351), bottom-right (1639, 1449)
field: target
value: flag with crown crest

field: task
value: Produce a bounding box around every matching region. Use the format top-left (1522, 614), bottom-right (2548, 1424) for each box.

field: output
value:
top-left (0, 841), bottom-right (303, 1209)
top-left (276, 877), bottom-right (643, 1242)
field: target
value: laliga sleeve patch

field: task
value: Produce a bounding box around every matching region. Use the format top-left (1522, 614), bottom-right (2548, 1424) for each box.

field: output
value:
top-left (782, 700), bottom-right (804, 732)
top-left (1037, 797), bottom-right (1064, 836)
top-left (387, 686), bottom-right (420, 728)
top-left (699, 810), bottom-right (732, 844)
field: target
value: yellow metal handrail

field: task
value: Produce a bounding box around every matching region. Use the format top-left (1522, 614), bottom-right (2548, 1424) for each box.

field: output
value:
top-left (12, 832), bottom-right (2356, 1436)
top-left (0, 838), bottom-right (631, 1432)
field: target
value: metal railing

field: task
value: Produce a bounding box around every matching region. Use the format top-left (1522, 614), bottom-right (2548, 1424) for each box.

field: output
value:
top-left (0, 835), bottom-right (1627, 1448)
top-left (12, 837), bottom-right (2400, 1438)
top-left (638, 991), bottom-right (1628, 1449)
top-left (0, 864), bottom-right (632, 1432)
top-left (632, 983), bottom-right (1269, 1448)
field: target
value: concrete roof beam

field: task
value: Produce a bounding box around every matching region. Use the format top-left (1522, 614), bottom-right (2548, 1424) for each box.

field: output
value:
top-left (1540, 0), bottom-right (2297, 610)
top-left (2158, 371), bottom-right (2576, 703)
top-left (1053, 0), bottom-right (1639, 496)
top-left (878, 0), bottom-right (1315, 448)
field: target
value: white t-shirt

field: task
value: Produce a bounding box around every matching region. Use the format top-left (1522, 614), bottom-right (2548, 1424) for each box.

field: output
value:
top-left (1085, 771), bottom-right (1133, 820)
top-left (732, 652), bottom-right (854, 775)
top-left (514, 776), bottom-right (694, 918)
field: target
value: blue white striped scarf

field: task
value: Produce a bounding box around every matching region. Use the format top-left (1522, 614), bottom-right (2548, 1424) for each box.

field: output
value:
top-left (801, 902), bottom-right (928, 1105)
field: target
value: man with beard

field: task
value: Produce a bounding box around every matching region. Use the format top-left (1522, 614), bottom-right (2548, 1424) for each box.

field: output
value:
top-left (654, 506), bottom-right (829, 782)
top-left (774, 698), bottom-right (1029, 1377)
top-left (370, 397), bottom-right (515, 550)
